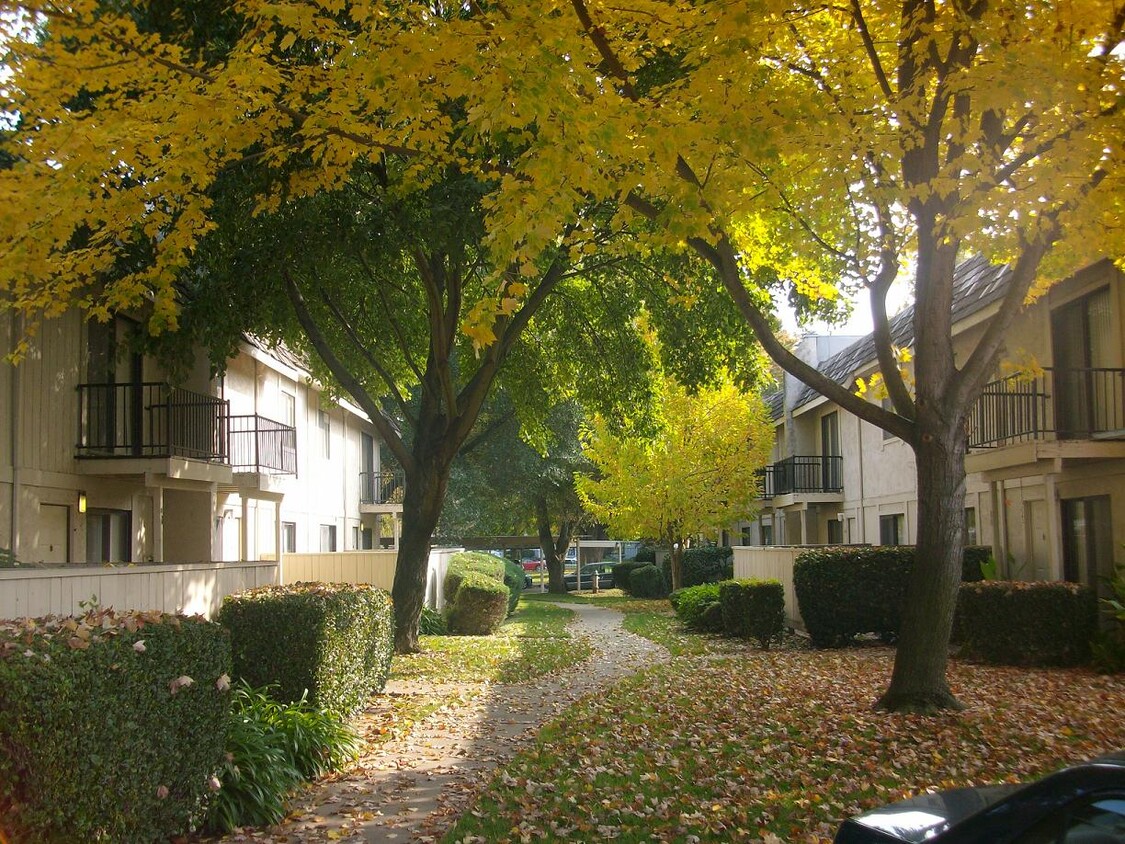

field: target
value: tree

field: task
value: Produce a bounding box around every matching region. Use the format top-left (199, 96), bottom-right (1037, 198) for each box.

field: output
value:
top-left (577, 374), bottom-right (773, 592)
top-left (3, 1), bottom-right (1119, 707)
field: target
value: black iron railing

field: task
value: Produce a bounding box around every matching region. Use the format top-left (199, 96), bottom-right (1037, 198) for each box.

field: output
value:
top-left (360, 470), bottom-right (405, 505)
top-left (968, 368), bottom-right (1125, 448)
top-left (758, 454), bottom-right (843, 497)
top-left (77, 382), bottom-right (230, 461)
top-left (228, 414), bottom-right (297, 474)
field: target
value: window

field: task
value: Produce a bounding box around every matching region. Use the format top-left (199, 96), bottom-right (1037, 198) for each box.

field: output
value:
top-left (87, 508), bottom-right (131, 563)
top-left (361, 527), bottom-right (373, 550)
top-left (282, 521), bottom-right (297, 553)
top-left (281, 391), bottom-right (296, 427)
top-left (352, 526), bottom-right (360, 550)
top-left (318, 411), bottom-right (331, 459)
top-left (964, 507), bottom-right (978, 546)
top-left (760, 522), bottom-right (774, 546)
top-left (1052, 286), bottom-right (1112, 438)
top-left (1062, 496), bottom-right (1114, 599)
top-left (320, 523), bottom-right (337, 552)
top-left (1016, 795), bottom-right (1125, 843)
top-left (820, 412), bottom-right (841, 490)
top-left (879, 513), bottom-right (905, 546)
top-left (827, 519), bottom-right (843, 544)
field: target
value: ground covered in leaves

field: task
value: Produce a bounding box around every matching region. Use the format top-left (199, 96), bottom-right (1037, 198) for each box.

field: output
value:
top-left (446, 644), bottom-right (1125, 843)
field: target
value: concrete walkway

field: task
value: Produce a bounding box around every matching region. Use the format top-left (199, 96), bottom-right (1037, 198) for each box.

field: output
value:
top-left (216, 601), bottom-right (668, 843)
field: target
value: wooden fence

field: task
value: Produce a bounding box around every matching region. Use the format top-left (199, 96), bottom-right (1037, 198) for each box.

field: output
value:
top-left (281, 551), bottom-right (398, 592)
top-left (732, 546), bottom-right (809, 629)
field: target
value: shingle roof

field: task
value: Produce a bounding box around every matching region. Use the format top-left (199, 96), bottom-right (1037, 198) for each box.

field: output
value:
top-left (789, 256), bottom-right (1011, 411)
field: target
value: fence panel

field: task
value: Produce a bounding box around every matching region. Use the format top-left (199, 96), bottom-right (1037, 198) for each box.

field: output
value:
top-left (732, 546), bottom-right (806, 629)
top-left (280, 551), bottom-right (398, 592)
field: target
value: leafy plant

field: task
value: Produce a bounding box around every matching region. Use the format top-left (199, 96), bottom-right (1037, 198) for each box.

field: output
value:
top-left (720, 579), bottom-right (785, 648)
top-left (629, 565), bottom-right (669, 599)
top-left (670, 583), bottom-right (724, 632)
top-left (445, 570), bottom-right (510, 635)
top-left (661, 546), bottom-right (733, 589)
top-left (1092, 560), bottom-right (1125, 674)
top-left (419, 604), bottom-right (448, 635)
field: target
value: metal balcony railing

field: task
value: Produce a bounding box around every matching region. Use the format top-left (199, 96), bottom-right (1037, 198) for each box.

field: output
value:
top-left (360, 470), bottom-right (405, 505)
top-left (758, 454), bottom-right (843, 498)
top-left (77, 382), bottom-right (230, 461)
top-left (968, 368), bottom-right (1125, 448)
top-left (228, 414), bottom-right (297, 474)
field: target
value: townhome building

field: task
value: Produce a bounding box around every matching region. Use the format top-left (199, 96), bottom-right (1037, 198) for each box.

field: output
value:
top-left (1, 312), bottom-right (403, 565)
top-left (741, 256), bottom-right (1125, 600)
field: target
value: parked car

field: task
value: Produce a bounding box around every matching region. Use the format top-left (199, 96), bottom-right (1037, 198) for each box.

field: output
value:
top-left (833, 751), bottom-right (1125, 843)
top-left (564, 563), bottom-right (615, 591)
top-left (519, 548), bottom-right (544, 573)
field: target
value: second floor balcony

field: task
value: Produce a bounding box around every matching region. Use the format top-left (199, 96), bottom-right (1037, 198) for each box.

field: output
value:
top-left (968, 367), bottom-right (1125, 449)
top-left (758, 455), bottom-right (843, 499)
top-left (360, 470), bottom-right (405, 507)
top-left (229, 415), bottom-right (297, 475)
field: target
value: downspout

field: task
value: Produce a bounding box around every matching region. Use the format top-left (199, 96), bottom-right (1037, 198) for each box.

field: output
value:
top-left (855, 407), bottom-right (866, 543)
top-left (8, 313), bottom-right (23, 560)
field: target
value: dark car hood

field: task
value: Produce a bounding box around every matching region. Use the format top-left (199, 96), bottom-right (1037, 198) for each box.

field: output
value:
top-left (841, 784), bottom-right (1021, 843)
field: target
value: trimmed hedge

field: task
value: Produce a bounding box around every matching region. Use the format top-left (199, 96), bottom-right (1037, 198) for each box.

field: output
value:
top-left (956, 581), bottom-right (1097, 666)
top-left (0, 609), bottom-right (230, 843)
top-left (613, 560), bottom-right (654, 594)
top-left (630, 564), bottom-right (669, 599)
top-left (670, 584), bottom-right (724, 632)
top-left (444, 552), bottom-right (522, 616)
top-left (633, 545), bottom-right (657, 564)
top-left (218, 582), bottom-right (394, 716)
top-left (445, 570), bottom-right (510, 635)
top-left (661, 546), bottom-right (734, 588)
top-left (794, 545), bottom-right (997, 647)
top-left (503, 559), bottom-right (525, 615)
top-left (720, 579), bottom-right (785, 648)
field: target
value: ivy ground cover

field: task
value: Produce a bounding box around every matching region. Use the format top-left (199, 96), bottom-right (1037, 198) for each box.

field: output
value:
top-left (447, 646), bottom-right (1124, 843)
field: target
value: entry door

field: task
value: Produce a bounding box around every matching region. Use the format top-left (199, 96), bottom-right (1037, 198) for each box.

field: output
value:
top-left (1024, 500), bottom-right (1049, 581)
top-left (820, 411), bottom-right (841, 491)
top-left (38, 504), bottom-right (70, 564)
top-left (1061, 496), bottom-right (1113, 599)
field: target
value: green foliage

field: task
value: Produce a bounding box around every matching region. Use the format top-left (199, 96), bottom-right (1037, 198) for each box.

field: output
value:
top-left (670, 584), bottom-right (724, 632)
top-left (444, 552), bottom-right (524, 618)
top-left (503, 559), bottom-right (525, 616)
top-left (1092, 562), bottom-right (1125, 674)
top-left (206, 682), bottom-right (360, 833)
top-left (961, 546), bottom-right (993, 582)
top-left (614, 560), bottom-right (657, 594)
top-left (633, 545), bottom-right (658, 565)
top-left (955, 581), bottom-right (1097, 667)
top-left (420, 604), bottom-right (448, 635)
top-left (445, 570), bottom-right (511, 635)
top-left (720, 579), bottom-right (785, 649)
top-left (629, 565), bottom-right (669, 599)
top-left (794, 547), bottom-right (913, 648)
top-left (0, 547), bottom-right (27, 568)
top-left (0, 610), bottom-right (230, 843)
top-left (661, 546), bottom-right (733, 588)
top-left (217, 582), bottom-right (394, 716)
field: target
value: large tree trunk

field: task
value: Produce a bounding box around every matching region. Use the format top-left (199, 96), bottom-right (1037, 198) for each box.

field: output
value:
top-left (536, 496), bottom-right (573, 594)
top-left (391, 458), bottom-right (450, 654)
top-left (876, 412), bottom-right (968, 712)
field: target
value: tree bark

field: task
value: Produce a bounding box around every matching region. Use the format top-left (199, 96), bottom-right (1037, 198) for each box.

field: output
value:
top-left (668, 533), bottom-right (684, 592)
top-left (537, 496), bottom-right (573, 594)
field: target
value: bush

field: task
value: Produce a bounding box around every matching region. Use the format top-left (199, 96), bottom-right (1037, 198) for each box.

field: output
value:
top-left (633, 544), bottom-right (658, 564)
top-left (444, 552), bottom-right (522, 615)
top-left (662, 546), bottom-right (734, 588)
top-left (503, 559), bottom-right (525, 615)
top-left (0, 609), bottom-right (230, 843)
top-left (955, 581), bottom-right (1097, 666)
top-left (629, 564), bottom-right (669, 599)
top-left (1092, 562), bottom-right (1125, 674)
top-left (794, 546), bottom-right (913, 647)
top-left (218, 582), bottom-right (394, 717)
top-left (419, 604), bottom-right (448, 635)
top-left (613, 560), bottom-right (654, 594)
top-left (445, 570), bottom-right (510, 635)
top-left (720, 579), bottom-right (785, 648)
top-left (206, 683), bottom-right (361, 834)
top-left (670, 584), bottom-right (724, 632)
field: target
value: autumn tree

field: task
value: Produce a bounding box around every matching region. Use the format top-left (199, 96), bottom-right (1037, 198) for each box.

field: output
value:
top-left (577, 374), bottom-right (773, 592)
top-left (3, 1), bottom-right (1120, 706)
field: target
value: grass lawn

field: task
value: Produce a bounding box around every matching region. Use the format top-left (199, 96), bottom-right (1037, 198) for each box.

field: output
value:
top-left (447, 597), bottom-right (1125, 843)
top-left (389, 598), bottom-right (593, 684)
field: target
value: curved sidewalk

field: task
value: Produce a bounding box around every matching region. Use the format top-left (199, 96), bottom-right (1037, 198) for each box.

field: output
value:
top-left (219, 601), bottom-right (668, 843)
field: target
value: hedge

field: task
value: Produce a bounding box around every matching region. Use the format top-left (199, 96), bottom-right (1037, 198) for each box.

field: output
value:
top-left (613, 560), bottom-right (654, 594)
top-left (661, 546), bottom-right (734, 588)
top-left (218, 582), bottom-right (394, 716)
top-left (670, 584), bottom-right (724, 632)
top-left (445, 570), bottom-right (510, 635)
top-left (444, 552), bottom-right (522, 615)
top-left (502, 559), bottom-right (525, 615)
top-left (794, 545), bottom-right (997, 647)
top-left (956, 581), bottom-right (1097, 666)
top-left (720, 579), bottom-right (785, 648)
top-left (0, 609), bottom-right (230, 843)
top-left (630, 564), bottom-right (669, 598)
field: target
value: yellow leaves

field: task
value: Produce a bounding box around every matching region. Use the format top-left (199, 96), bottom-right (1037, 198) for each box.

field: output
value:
top-left (998, 350), bottom-right (1045, 382)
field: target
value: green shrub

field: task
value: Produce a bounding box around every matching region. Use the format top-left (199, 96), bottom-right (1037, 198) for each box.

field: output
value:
top-left (420, 604), bottom-right (448, 635)
top-left (444, 552), bottom-right (522, 615)
top-left (720, 579), bottom-right (785, 648)
top-left (0, 609), bottom-right (230, 843)
top-left (794, 546), bottom-right (913, 647)
top-left (630, 564), bottom-right (669, 599)
top-left (670, 583), bottom-right (724, 632)
top-left (613, 560), bottom-right (654, 594)
top-left (955, 581), bottom-right (1097, 666)
top-left (662, 546), bottom-right (734, 588)
top-left (218, 582), bottom-right (394, 716)
top-left (446, 570), bottom-right (510, 635)
top-left (1091, 561), bottom-right (1125, 674)
top-left (633, 545), bottom-right (658, 564)
top-left (503, 559), bottom-right (525, 615)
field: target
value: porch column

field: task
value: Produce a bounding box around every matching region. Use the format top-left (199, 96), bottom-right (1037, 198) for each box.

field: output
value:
top-left (240, 497), bottom-right (250, 562)
top-left (209, 483), bottom-right (219, 562)
top-left (799, 507), bottom-right (809, 545)
top-left (1044, 474), bottom-right (1064, 581)
top-left (152, 487), bottom-right (164, 563)
top-left (275, 500), bottom-right (283, 584)
top-left (392, 513), bottom-right (401, 550)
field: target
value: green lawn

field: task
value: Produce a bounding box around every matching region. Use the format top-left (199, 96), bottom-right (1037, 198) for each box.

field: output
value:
top-left (389, 598), bottom-right (593, 684)
top-left (446, 600), bottom-right (1125, 843)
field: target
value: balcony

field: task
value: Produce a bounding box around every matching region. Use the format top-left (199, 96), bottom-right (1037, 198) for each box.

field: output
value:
top-left (360, 470), bottom-right (405, 508)
top-left (77, 382), bottom-right (230, 461)
top-left (968, 368), bottom-right (1125, 448)
top-left (228, 415), bottom-right (297, 475)
top-left (758, 455), bottom-right (843, 500)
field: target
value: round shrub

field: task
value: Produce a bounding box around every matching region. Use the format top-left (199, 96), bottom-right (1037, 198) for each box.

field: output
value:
top-left (629, 564), bottom-right (669, 599)
top-left (613, 560), bottom-right (654, 594)
top-left (720, 579), bottom-right (785, 648)
top-left (671, 583), bottom-right (724, 632)
top-left (633, 545), bottom-right (658, 564)
top-left (446, 571), bottom-right (510, 635)
top-left (503, 559), bottom-right (525, 615)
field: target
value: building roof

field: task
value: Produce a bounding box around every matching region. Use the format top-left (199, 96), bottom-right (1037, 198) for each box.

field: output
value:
top-left (787, 255), bottom-right (1011, 412)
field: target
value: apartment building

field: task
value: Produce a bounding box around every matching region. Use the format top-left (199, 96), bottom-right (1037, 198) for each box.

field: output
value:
top-left (742, 256), bottom-right (1125, 598)
top-left (1, 312), bottom-right (403, 565)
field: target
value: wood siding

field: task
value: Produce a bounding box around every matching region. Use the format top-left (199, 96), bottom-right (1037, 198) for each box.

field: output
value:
top-left (733, 545), bottom-right (805, 629)
top-left (280, 550), bottom-right (398, 591)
